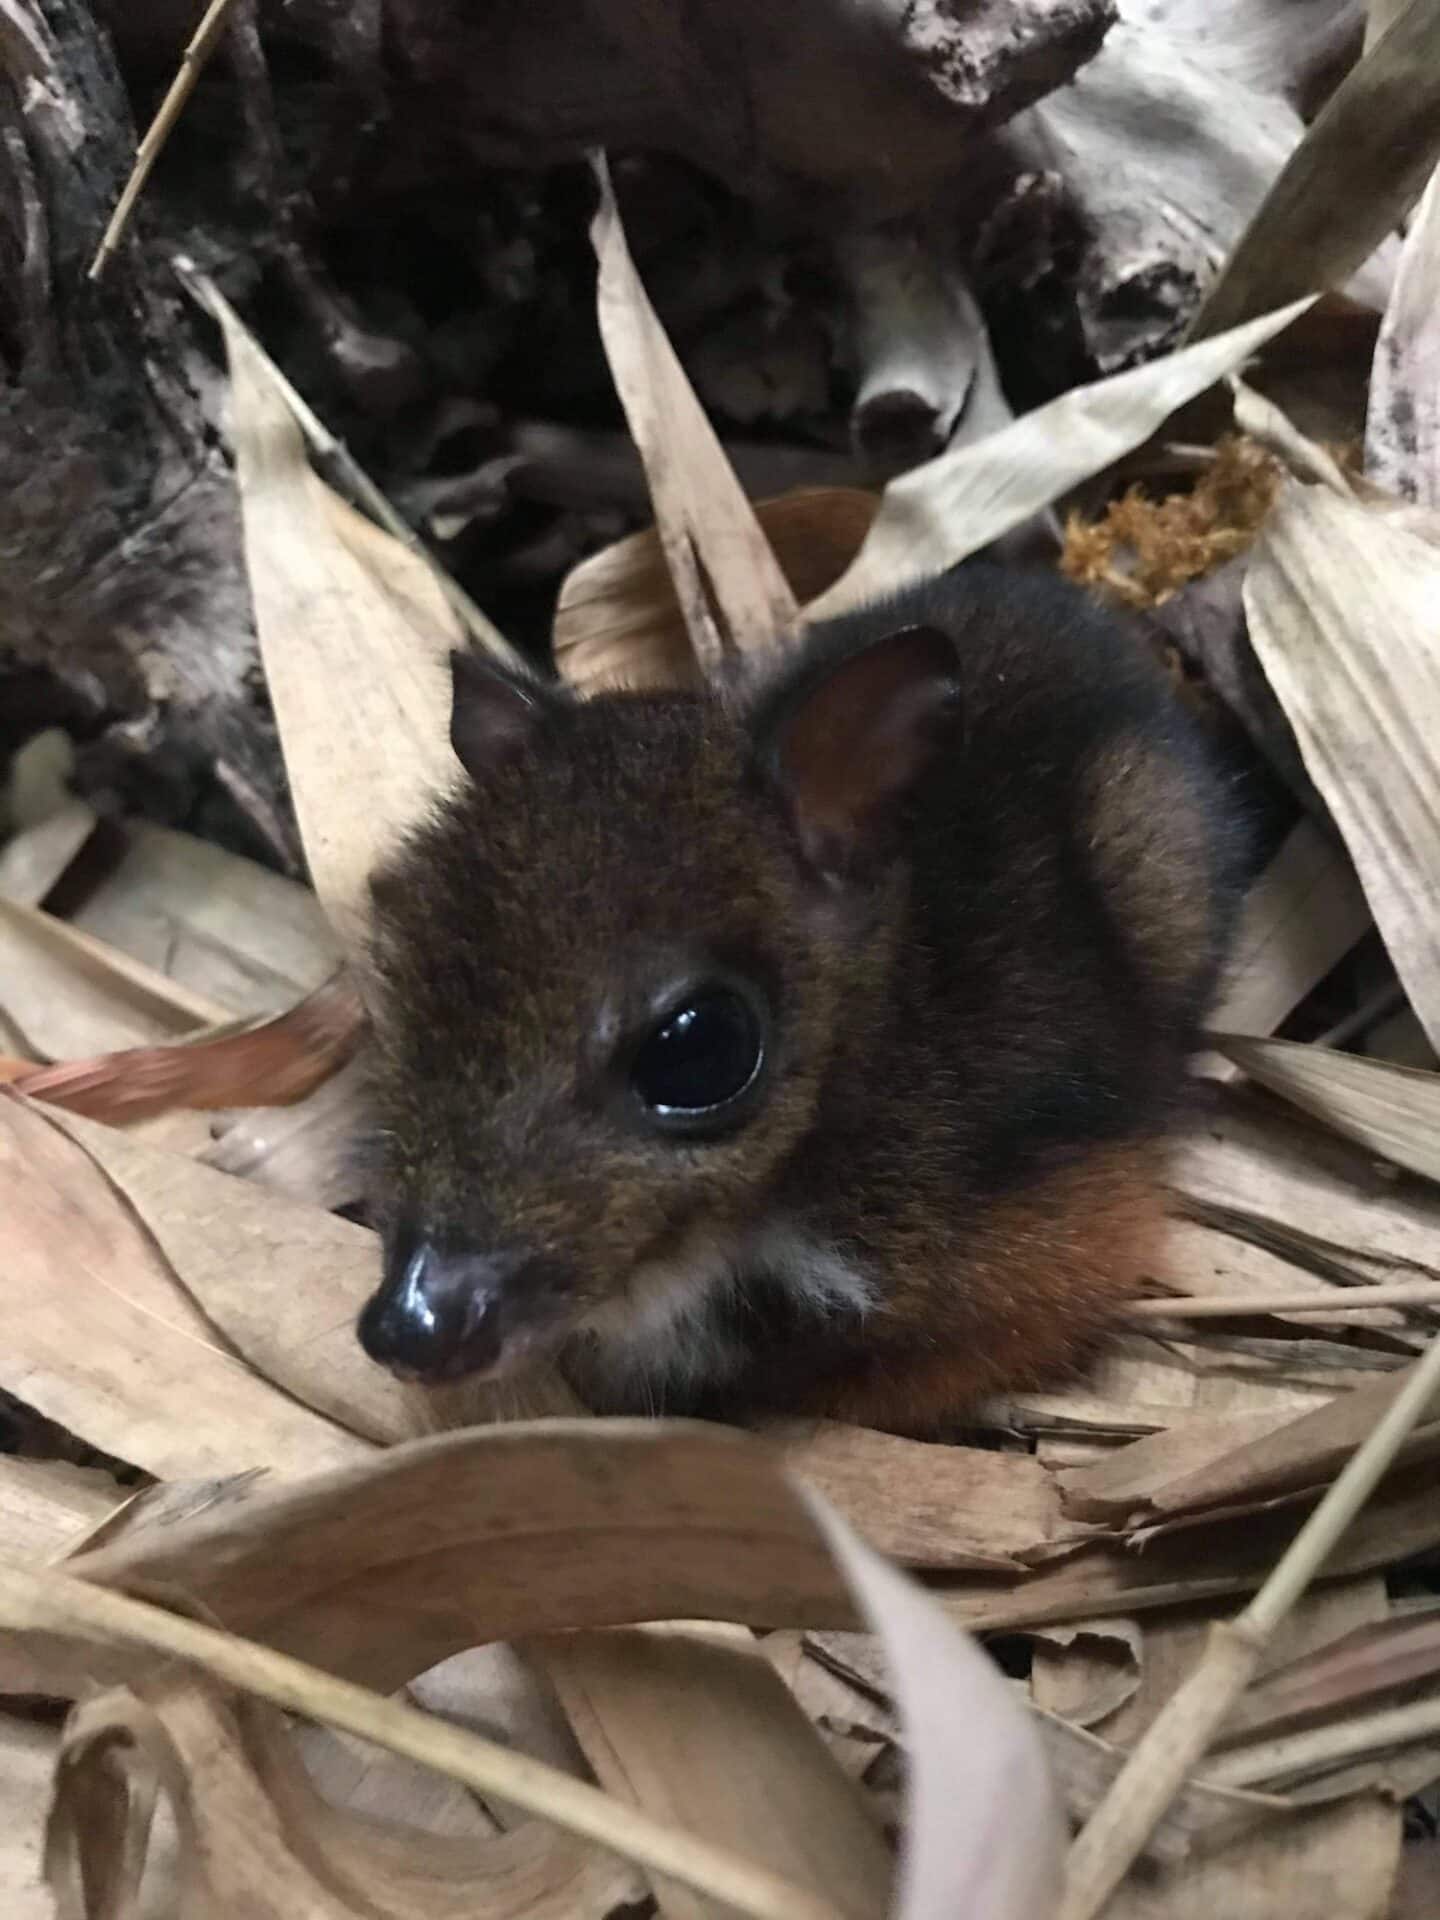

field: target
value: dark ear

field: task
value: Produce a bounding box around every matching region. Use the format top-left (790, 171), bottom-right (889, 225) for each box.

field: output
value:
top-left (449, 650), bottom-right (549, 779)
top-left (761, 624), bottom-right (960, 879)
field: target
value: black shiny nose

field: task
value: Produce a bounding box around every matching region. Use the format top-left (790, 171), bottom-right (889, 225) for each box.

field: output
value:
top-left (358, 1239), bottom-right (507, 1381)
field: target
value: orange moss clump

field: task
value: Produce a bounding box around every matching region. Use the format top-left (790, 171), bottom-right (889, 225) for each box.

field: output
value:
top-left (1061, 434), bottom-right (1282, 610)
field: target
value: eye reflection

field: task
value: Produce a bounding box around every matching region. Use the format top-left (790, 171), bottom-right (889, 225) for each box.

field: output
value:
top-left (629, 988), bottom-right (764, 1119)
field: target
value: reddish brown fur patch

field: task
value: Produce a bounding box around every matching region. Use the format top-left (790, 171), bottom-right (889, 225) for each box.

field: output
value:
top-left (794, 1142), bottom-right (1165, 1433)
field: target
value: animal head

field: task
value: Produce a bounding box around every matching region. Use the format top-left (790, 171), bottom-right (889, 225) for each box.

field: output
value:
top-left (357, 623), bottom-right (959, 1386)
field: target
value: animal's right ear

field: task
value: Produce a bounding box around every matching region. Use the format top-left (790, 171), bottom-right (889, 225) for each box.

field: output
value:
top-left (449, 650), bottom-right (549, 779)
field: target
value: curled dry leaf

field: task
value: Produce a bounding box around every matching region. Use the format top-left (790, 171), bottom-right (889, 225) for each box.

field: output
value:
top-left (1242, 482), bottom-right (1440, 1051)
top-left (589, 154), bottom-right (798, 679)
top-left (1368, 159), bottom-right (1440, 505)
top-left (1215, 1035), bottom-right (1440, 1187)
top-left (554, 488), bottom-right (878, 697)
top-left (13, 972), bottom-right (366, 1125)
top-left (804, 300), bottom-right (1313, 622)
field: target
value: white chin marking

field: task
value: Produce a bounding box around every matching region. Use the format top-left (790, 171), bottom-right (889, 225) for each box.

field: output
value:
top-left (574, 1220), bottom-right (876, 1410)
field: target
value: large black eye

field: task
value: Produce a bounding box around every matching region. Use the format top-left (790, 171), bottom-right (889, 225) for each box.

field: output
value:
top-left (630, 988), bottom-right (765, 1124)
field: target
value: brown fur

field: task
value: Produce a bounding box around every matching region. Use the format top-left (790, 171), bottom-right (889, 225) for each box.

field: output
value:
top-left (359, 563), bottom-right (1248, 1428)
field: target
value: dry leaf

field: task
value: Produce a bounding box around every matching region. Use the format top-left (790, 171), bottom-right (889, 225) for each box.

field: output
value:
top-left (805, 300), bottom-right (1313, 621)
top-left (0, 895), bottom-right (224, 1060)
top-left (1242, 483), bottom-right (1440, 1050)
top-left (0, 801), bottom-right (97, 908)
top-left (14, 972), bottom-right (364, 1125)
top-left (805, 1495), bottom-right (1064, 1920)
top-left (0, 1712), bottom-right (57, 1920)
top-left (213, 306), bottom-right (466, 946)
top-left (1368, 159), bottom-right (1440, 504)
top-left (1206, 818), bottom-right (1372, 1052)
top-left (0, 1089), bottom-right (370, 1479)
top-left (540, 1622), bottom-right (892, 1920)
top-left (554, 487), bottom-right (877, 697)
top-left (589, 154), bottom-right (798, 676)
top-left (69, 819), bottom-right (340, 1016)
top-left (1190, 0), bottom-right (1440, 338)
top-left (777, 1420), bottom-right (1067, 1572)
top-left (1216, 1035), bottom-right (1440, 1186)
top-left (0, 1455), bottom-right (125, 1563)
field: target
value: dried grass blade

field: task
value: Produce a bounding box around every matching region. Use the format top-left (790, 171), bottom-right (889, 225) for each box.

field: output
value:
top-left (589, 154), bottom-right (798, 676)
top-left (1368, 160), bottom-right (1440, 504)
top-left (804, 300), bottom-right (1312, 622)
top-left (1189, 0), bottom-right (1440, 339)
top-left (0, 1562), bottom-right (854, 1920)
top-left (1215, 1034), bottom-right (1440, 1186)
top-left (1242, 483), bottom-right (1440, 1049)
top-left (13, 972), bottom-right (365, 1124)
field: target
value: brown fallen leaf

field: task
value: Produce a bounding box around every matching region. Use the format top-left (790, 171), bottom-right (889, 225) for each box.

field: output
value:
top-left (554, 487), bottom-right (878, 697)
top-left (14, 972), bottom-right (365, 1124)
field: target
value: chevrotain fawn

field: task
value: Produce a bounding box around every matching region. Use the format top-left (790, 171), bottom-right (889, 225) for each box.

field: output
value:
top-left (357, 563), bottom-right (1246, 1429)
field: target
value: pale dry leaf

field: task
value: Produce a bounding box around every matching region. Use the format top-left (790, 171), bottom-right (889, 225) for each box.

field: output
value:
top-left (805, 299), bottom-right (1313, 621)
top-left (1206, 818), bottom-right (1371, 1042)
top-left (0, 895), bottom-right (225, 1060)
top-left (1174, 1094), bottom-right (1440, 1276)
top-left (0, 801), bottom-right (97, 908)
top-left (35, 1103), bottom-right (436, 1448)
top-left (1216, 1034), bottom-right (1440, 1187)
top-left (0, 1712), bottom-right (57, 1920)
top-left (1027, 1618), bottom-right (1143, 1731)
top-left (1190, 0), bottom-right (1440, 339)
top-left (590, 153), bottom-right (798, 676)
top-left (540, 1622), bottom-right (892, 1920)
top-left (1368, 159), bottom-right (1440, 505)
top-left (803, 1493), bottom-right (1065, 1920)
top-left (15, 973), bottom-right (365, 1125)
top-left (0, 1455), bottom-right (126, 1564)
top-left (0, 1089), bottom-right (368, 1481)
top-left (553, 488), bottom-right (877, 697)
top-left (69, 820), bottom-right (340, 1016)
top-left (1242, 483), bottom-right (1440, 1050)
top-left (214, 309), bottom-right (465, 947)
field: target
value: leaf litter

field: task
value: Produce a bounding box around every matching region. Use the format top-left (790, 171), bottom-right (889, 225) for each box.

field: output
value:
top-left (6, 29), bottom-right (1440, 1920)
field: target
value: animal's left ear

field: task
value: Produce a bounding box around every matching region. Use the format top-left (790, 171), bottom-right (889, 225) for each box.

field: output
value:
top-left (756, 624), bottom-right (960, 880)
top-left (449, 650), bottom-right (552, 779)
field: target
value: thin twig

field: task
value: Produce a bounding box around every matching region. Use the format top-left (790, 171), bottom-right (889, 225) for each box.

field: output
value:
top-left (1061, 1327), bottom-right (1440, 1920)
top-left (172, 254), bottom-right (530, 678)
top-left (0, 1561), bottom-right (853, 1920)
top-left (89, 0), bottom-right (242, 281)
top-left (1205, 1695), bottom-right (1440, 1791)
top-left (1126, 1280), bottom-right (1440, 1319)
